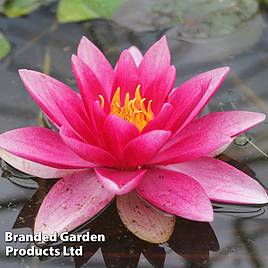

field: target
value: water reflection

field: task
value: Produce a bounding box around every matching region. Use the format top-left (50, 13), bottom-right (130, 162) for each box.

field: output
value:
top-left (12, 178), bottom-right (219, 268)
top-left (2, 156), bottom-right (267, 267)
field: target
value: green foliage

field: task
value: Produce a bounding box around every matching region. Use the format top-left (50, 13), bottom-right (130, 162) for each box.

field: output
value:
top-left (3, 0), bottom-right (42, 18)
top-left (258, 0), bottom-right (268, 5)
top-left (0, 32), bottom-right (11, 60)
top-left (57, 0), bottom-right (126, 23)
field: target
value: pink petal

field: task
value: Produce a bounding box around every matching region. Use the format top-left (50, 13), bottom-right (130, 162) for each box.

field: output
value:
top-left (139, 36), bottom-right (170, 89)
top-left (178, 111), bottom-right (266, 139)
top-left (169, 157), bottom-right (268, 204)
top-left (123, 130), bottom-right (171, 167)
top-left (0, 127), bottom-right (92, 169)
top-left (142, 103), bottom-right (173, 134)
top-left (90, 100), bottom-right (107, 145)
top-left (18, 69), bottom-right (87, 129)
top-left (166, 75), bottom-right (211, 132)
top-left (77, 36), bottom-right (114, 99)
top-left (35, 170), bottom-right (114, 235)
top-left (94, 168), bottom-right (146, 195)
top-left (136, 168), bottom-right (213, 222)
top-left (168, 67), bottom-right (230, 132)
top-left (128, 46), bottom-right (143, 67)
top-left (60, 126), bottom-right (118, 167)
top-left (143, 65), bottom-right (176, 114)
top-left (208, 142), bottom-right (232, 157)
top-left (72, 55), bottom-right (109, 114)
top-left (112, 50), bottom-right (139, 101)
top-left (150, 131), bottom-right (232, 165)
top-left (116, 191), bottom-right (175, 243)
top-left (47, 81), bottom-right (98, 144)
top-left (102, 115), bottom-right (139, 162)
top-left (0, 149), bottom-right (80, 178)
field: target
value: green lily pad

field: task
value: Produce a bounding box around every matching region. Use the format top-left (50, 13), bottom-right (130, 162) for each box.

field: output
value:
top-left (57, 0), bottom-right (126, 23)
top-left (0, 32), bottom-right (11, 60)
top-left (114, 0), bottom-right (259, 36)
top-left (258, 0), bottom-right (268, 4)
top-left (3, 0), bottom-right (42, 18)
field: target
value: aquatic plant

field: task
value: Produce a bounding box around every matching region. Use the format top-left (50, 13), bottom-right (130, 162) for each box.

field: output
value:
top-left (0, 36), bottom-right (267, 243)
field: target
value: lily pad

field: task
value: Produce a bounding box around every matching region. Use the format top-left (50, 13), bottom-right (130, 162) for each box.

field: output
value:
top-left (57, 0), bottom-right (126, 23)
top-left (0, 32), bottom-right (11, 60)
top-left (258, 0), bottom-right (268, 5)
top-left (114, 0), bottom-right (259, 36)
top-left (167, 13), bottom-right (263, 64)
top-left (3, 0), bottom-right (43, 18)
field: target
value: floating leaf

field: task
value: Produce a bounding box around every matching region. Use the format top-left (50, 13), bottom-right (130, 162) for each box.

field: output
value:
top-left (258, 0), bottom-right (268, 5)
top-left (57, 0), bottom-right (126, 23)
top-left (3, 0), bottom-right (42, 18)
top-left (0, 32), bottom-right (11, 60)
top-left (114, 0), bottom-right (259, 36)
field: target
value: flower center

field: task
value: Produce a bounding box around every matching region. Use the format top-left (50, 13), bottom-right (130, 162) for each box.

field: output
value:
top-left (99, 85), bottom-right (154, 131)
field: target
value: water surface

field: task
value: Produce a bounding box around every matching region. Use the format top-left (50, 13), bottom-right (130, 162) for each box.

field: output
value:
top-left (0, 2), bottom-right (268, 267)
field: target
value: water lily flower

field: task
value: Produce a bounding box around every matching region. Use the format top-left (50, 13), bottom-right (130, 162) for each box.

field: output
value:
top-left (0, 36), bottom-right (267, 243)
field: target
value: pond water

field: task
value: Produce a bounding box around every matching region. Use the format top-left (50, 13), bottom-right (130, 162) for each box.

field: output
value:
top-left (0, 1), bottom-right (268, 267)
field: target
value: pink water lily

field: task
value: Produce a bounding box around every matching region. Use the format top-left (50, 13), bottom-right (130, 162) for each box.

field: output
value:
top-left (0, 36), bottom-right (267, 243)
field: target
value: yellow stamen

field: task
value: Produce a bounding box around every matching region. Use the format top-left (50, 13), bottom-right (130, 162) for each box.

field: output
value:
top-left (100, 85), bottom-right (154, 131)
top-left (124, 93), bottom-right (130, 107)
top-left (98, 95), bottom-right (105, 108)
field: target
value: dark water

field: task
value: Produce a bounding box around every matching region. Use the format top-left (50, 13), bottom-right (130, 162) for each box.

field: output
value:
top-left (0, 2), bottom-right (268, 268)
